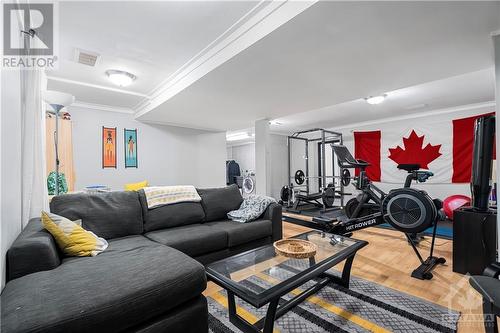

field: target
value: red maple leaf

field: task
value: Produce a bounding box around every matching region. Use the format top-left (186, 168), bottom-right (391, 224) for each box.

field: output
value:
top-left (388, 130), bottom-right (442, 169)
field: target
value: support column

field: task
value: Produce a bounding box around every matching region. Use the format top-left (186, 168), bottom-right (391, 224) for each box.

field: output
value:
top-left (255, 119), bottom-right (271, 196)
top-left (494, 33), bottom-right (500, 260)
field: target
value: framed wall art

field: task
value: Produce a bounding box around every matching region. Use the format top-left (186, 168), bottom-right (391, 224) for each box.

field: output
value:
top-left (102, 127), bottom-right (117, 168)
top-left (124, 128), bottom-right (138, 168)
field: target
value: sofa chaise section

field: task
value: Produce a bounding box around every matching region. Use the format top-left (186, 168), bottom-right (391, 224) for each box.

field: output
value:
top-left (2, 226), bottom-right (207, 333)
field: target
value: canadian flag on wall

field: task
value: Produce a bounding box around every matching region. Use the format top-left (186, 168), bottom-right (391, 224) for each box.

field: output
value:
top-left (354, 113), bottom-right (494, 184)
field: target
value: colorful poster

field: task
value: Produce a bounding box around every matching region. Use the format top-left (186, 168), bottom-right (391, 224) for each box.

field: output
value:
top-left (102, 127), bottom-right (117, 168)
top-left (124, 128), bottom-right (138, 168)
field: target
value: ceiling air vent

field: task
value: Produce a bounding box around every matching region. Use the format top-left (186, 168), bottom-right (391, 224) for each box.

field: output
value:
top-left (75, 48), bottom-right (99, 67)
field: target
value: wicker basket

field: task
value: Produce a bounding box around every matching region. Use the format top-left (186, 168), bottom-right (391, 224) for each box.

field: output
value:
top-left (273, 239), bottom-right (317, 259)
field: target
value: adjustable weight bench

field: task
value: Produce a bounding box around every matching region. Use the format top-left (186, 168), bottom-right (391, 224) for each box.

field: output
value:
top-left (291, 192), bottom-right (324, 212)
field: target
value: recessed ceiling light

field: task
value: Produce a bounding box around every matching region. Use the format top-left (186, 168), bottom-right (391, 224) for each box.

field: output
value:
top-left (365, 94), bottom-right (387, 105)
top-left (269, 120), bottom-right (282, 126)
top-left (105, 70), bottom-right (136, 87)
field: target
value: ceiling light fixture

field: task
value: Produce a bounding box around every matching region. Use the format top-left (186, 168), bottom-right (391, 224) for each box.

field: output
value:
top-left (226, 132), bottom-right (252, 142)
top-left (269, 120), bottom-right (282, 126)
top-left (365, 94), bottom-right (387, 105)
top-left (105, 69), bottom-right (136, 87)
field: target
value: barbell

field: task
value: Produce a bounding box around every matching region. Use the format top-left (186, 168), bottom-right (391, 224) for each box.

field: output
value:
top-left (293, 169), bottom-right (351, 187)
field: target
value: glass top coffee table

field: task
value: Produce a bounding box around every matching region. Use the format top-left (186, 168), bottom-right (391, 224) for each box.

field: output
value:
top-left (206, 230), bottom-right (368, 333)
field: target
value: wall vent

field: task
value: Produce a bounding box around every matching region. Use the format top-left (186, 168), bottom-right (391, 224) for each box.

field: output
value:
top-left (75, 48), bottom-right (99, 66)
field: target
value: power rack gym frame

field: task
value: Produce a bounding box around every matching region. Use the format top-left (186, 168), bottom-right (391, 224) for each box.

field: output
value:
top-left (281, 128), bottom-right (350, 213)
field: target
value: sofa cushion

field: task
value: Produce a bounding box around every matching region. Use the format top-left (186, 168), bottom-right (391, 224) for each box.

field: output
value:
top-left (1, 235), bottom-right (206, 333)
top-left (197, 184), bottom-right (243, 222)
top-left (50, 191), bottom-right (143, 239)
top-left (145, 224), bottom-right (228, 257)
top-left (138, 190), bottom-right (205, 232)
top-left (205, 219), bottom-right (273, 247)
top-left (41, 211), bottom-right (109, 257)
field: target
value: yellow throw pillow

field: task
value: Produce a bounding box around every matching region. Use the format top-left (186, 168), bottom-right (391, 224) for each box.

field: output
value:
top-left (41, 211), bottom-right (108, 257)
top-left (125, 180), bottom-right (149, 191)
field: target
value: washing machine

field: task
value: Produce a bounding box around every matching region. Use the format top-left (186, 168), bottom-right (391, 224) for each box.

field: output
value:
top-left (241, 171), bottom-right (256, 197)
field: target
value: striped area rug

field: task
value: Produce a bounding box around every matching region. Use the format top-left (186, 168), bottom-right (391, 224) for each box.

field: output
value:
top-left (208, 260), bottom-right (460, 333)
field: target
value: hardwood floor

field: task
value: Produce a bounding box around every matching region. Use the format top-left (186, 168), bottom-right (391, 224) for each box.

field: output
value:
top-left (204, 222), bottom-right (487, 333)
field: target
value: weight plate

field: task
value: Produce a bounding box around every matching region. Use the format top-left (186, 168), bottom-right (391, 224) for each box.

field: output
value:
top-left (280, 185), bottom-right (290, 202)
top-left (341, 169), bottom-right (351, 187)
top-left (322, 187), bottom-right (335, 208)
top-left (294, 169), bottom-right (305, 185)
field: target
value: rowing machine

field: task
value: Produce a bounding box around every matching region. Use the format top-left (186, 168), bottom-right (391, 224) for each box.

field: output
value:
top-left (315, 145), bottom-right (446, 280)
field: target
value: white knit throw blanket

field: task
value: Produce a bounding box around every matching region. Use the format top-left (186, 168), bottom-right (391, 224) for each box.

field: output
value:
top-left (143, 185), bottom-right (201, 209)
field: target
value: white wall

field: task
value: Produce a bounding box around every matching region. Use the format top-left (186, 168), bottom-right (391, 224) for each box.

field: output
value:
top-left (269, 134), bottom-right (288, 200)
top-left (69, 106), bottom-right (226, 190)
top-left (329, 104), bottom-right (495, 200)
top-left (229, 143), bottom-right (255, 174)
top-left (196, 131), bottom-right (227, 187)
top-left (1, 69), bottom-right (23, 289)
top-left (255, 119), bottom-right (271, 196)
top-left (226, 134), bottom-right (287, 199)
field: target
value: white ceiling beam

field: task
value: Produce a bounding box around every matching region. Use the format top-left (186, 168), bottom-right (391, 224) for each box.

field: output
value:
top-left (134, 0), bottom-right (318, 118)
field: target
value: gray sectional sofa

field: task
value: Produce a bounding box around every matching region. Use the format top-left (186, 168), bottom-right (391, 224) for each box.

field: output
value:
top-left (1, 184), bottom-right (282, 333)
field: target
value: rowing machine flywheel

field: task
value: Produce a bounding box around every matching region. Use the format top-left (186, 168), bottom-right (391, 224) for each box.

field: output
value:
top-left (381, 188), bottom-right (437, 234)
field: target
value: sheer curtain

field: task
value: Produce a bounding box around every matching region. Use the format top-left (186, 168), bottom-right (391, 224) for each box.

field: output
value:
top-left (20, 69), bottom-right (49, 226)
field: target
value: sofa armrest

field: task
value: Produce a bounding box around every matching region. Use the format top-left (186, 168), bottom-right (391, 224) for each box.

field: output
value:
top-left (6, 218), bottom-right (61, 282)
top-left (261, 202), bottom-right (282, 241)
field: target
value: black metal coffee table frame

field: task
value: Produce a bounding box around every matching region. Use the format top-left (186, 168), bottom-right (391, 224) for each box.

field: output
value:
top-left (206, 232), bottom-right (368, 333)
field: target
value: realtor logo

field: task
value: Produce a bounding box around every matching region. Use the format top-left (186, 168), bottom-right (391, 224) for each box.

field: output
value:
top-left (2, 2), bottom-right (58, 69)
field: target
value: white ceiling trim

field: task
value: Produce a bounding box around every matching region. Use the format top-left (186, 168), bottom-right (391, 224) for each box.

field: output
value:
top-left (139, 118), bottom-right (221, 133)
top-left (330, 101), bottom-right (496, 132)
top-left (47, 76), bottom-right (148, 97)
top-left (71, 101), bottom-right (134, 114)
top-left (134, 0), bottom-right (317, 118)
